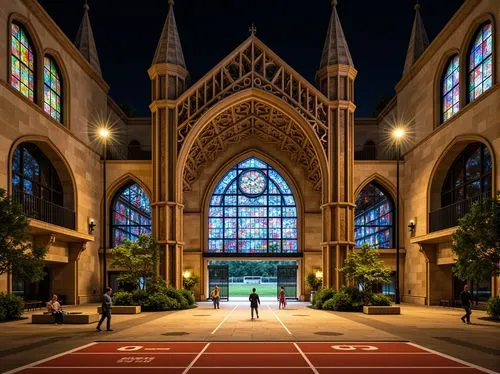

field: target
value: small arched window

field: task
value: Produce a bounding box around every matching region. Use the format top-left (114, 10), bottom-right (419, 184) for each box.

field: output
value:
top-left (10, 22), bottom-right (35, 101)
top-left (441, 142), bottom-right (492, 208)
top-left (355, 182), bottom-right (394, 249)
top-left (467, 22), bottom-right (493, 103)
top-left (111, 182), bottom-right (152, 247)
top-left (43, 56), bottom-right (62, 123)
top-left (441, 55), bottom-right (460, 123)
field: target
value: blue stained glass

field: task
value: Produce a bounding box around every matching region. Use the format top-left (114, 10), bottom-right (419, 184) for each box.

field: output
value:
top-left (208, 157), bottom-right (298, 253)
top-left (468, 23), bottom-right (493, 102)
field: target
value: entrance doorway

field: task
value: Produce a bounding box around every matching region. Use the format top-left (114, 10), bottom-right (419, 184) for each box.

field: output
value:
top-left (207, 260), bottom-right (298, 300)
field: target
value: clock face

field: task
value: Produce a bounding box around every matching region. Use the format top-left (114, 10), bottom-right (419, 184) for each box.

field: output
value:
top-left (239, 170), bottom-right (267, 196)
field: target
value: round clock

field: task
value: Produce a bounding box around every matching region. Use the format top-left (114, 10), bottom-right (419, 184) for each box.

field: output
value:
top-left (239, 170), bottom-right (267, 196)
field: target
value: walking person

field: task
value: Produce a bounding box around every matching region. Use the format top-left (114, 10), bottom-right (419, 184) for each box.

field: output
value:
top-left (47, 294), bottom-right (64, 324)
top-left (249, 288), bottom-right (260, 320)
top-left (211, 285), bottom-right (220, 309)
top-left (278, 286), bottom-right (287, 310)
top-left (96, 287), bottom-right (113, 332)
top-left (460, 284), bottom-right (473, 324)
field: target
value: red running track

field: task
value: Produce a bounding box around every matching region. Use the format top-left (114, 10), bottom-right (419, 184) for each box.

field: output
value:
top-left (6, 341), bottom-right (495, 374)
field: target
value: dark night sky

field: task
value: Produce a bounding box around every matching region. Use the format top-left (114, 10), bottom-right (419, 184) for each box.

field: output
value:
top-left (38, 0), bottom-right (464, 117)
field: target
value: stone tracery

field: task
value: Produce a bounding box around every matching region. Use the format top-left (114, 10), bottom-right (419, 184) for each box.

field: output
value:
top-left (183, 99), bottom-right (323, 192)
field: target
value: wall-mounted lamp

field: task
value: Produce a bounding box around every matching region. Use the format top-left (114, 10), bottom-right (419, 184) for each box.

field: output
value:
top-left (408, 219), bottom-right (416, 233)
top-left (88, 218), bottom-right (96, 234)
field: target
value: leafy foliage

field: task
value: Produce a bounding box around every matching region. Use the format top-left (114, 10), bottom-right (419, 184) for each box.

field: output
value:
top-left (452, 194), bottom-right (500, 282)
top-left (0, 189), bottom-right (46, 283)
top-left (340, 244), bottom-right (392, 303)
top-left (487, 296), bottom-right (500, 320)
top-left (0, 293), bottom-right (24, 321)
top-left (210, 260), bottom-right (294, 277)
top-left (113, 291), bottom-right (136, 306)
top-left (312, 288), bottom-right (336, 309)
top-left (305, 273), bottom-right (322, 291)
top-left (369, 293), bottom-right (392, 306)
top-left (111, 234), bottom-right (159, 289)
top-left (329, 292), bottom-right (353, 311)
top-left (182, 273), bottom-right (199, 291)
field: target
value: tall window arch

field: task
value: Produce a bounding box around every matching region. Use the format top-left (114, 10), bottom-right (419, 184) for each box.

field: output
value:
top-left (10, 22), bottom-right (35, 101)
top-left (111, 182), bottom-right (152, 247)
top-left (441, 143), bottom-right (492, 208)
top-left (11, 142), bottom-right (75, 229)
top-left (467, 22), bottom-right (493, 103)
top-left (355, 182), bottom-right (394, 249)
top-left (208, 157), bottom-right (298, 254)
top-left (43, 56), bottom-right (62, 123)
top-left (441, 55), bottom-right (460, 123)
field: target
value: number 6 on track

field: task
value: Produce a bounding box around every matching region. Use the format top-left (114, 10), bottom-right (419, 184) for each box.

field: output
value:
top-left (331, 345), bottom-right (378, 351)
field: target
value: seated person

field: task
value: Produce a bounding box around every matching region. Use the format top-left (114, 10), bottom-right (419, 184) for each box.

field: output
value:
top-left (47, 294), bottom-right (64, 324)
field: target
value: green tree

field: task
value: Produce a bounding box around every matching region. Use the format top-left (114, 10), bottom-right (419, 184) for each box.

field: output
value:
top-left (0, 188), bottom-right (46, 285)
top-left (340, 244), bottom-right (392, 303)
top-left (451, 193), bottom-right (500, 283)
top-left (111, 234), bottom-right (159, 289)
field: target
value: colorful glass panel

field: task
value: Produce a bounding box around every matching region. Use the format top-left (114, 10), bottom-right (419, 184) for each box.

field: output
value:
top-left (111, 183), bottom-right (152, 247)
top-left (10, 22), bottom-right (35, 101)
top-left (442, 55), bottom-right (460, 122)
top-left (468, 23), bottom-right (493, 102)
top-left (354, 182), bottom-right (393, 249)
top-left (43, 56), bottom-right (62, 123)
top-left (208, 157), bottom-right (298, 254)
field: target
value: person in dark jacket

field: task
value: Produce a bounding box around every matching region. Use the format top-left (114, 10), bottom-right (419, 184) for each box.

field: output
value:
top-left (249, 288), bottom-right (260, 320)
top-left (96, 287), bottom-right (113, 331)
top-left (460, 284), bottom-right (473, 324)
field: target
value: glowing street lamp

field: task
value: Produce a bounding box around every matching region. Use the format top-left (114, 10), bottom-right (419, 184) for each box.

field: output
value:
top-left (391, 126), bottom-right (406, 305)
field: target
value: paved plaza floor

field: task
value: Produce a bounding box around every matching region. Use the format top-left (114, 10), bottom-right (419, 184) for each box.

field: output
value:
top-left (1, 301), bottom-right (498, 372)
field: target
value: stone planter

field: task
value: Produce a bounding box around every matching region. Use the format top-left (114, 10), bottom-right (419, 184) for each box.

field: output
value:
top-left (363, 306), bottom-right (400, 315)
top-left (310, 291), bottom-right (317, 303)
top-left (97, 305), bottom-right (141, 314)
top-left (32, 312), bottom-right (99, 324)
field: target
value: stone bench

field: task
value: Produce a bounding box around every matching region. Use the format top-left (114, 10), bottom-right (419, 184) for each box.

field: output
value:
top-left (363, 306), bottom-right (401, 315)
top-left (32, 312), bottom-right (99, 324)
top-left (97, 305), bottom-right (141, 314)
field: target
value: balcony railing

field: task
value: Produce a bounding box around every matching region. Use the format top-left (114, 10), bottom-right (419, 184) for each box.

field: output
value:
top-left (13, 189), bottom-right (75, 230)
top-left (429, 194), bottom-right (484, 233)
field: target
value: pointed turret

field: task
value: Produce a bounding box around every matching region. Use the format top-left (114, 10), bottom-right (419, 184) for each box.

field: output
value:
top-left (74, 1), bottom-right (102, 76)
top-left (318, 0), bottom-right (353, 70)
top-left (403, 2), bottom-right (429, 75)
top-left (152, 0), bottom-right (186, 69)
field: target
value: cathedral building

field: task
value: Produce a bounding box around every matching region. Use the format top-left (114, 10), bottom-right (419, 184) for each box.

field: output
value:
top-left (0, 0), bottom-right (498, 305)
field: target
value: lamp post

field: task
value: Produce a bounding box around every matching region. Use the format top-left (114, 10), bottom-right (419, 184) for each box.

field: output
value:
top-left (392, 127), bottom-right (405, 305)
top-left (98, 127), bottom-right (110, 294)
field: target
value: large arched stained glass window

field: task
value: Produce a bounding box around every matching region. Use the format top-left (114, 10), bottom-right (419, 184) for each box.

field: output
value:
top-left (43, 56), bottom-right (62, 123)
top-left (111, 183), bottom-right (152, 247)
top-left (355, 182), bottom-right (394, 249)
top-left (441, 143), bottom-right (491, 208)
top-left (441, 55), bottom-right (460, 123)
top-left (11, 22), bottom-right (35, 101)
top-left (208, 157), bottom-right (298, 254)
top-left (468, 22), bottom-right (493, 103)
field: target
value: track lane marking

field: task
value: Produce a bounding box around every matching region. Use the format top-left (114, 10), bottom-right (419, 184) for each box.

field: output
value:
top-left (181, 342), bottom-right (210, 374)
top-left (211, 305), bottom-right (238, 335)
top-left (293, 342), bottom-right (319, 374)
top-left (267, 305), bottom-right (292, 335)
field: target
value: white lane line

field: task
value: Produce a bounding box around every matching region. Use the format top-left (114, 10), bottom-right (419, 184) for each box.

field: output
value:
top-left (4, 342), bottom-right (97, 374)
top-left (267, 305), bottom-right (292, 335)
top-left (293, 343), bottom-right (319, 374)
top-left (407, 342), bottom-right (498, 374)
top-left (211, 305), bottom-right (238, 335)
top-left (182, 342), bottom-right (210, 374)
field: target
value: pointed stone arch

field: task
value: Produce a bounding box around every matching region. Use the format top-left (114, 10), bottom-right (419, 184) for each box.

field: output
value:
top-left (355, 173), bottom-right (396, 202)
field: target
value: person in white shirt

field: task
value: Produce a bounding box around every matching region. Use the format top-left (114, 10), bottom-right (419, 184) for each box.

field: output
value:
top-left (47, 294), bottom-right (64, 324)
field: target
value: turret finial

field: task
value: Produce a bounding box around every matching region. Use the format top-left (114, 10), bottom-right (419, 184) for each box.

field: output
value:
top-left (83, 0), bottom-right (89, 11)
top-left (332, 0), bottom-right (338, 7)
top-left (168, 0), bottom-right (174, 6)
top-left (249, 23), bottom-right (257, 36)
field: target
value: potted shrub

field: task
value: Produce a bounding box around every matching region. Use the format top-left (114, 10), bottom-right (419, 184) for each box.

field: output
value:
top-left (306, 271), bottom-right (323, 303)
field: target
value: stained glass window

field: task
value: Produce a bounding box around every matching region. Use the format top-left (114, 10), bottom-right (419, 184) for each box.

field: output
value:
top-left (12, 142), bottom-right (63, 208)
top-left (468, 22), bottom-right (493, 102)
top-left (442, 55), bottom-right (460, 122)
top-left (43, 56), bottom-right (62, 123)
top-left (354, 182), bottom-right (393, 249)
top-left (208, 157), bottom-right (298, 254)
top-left (11, 22), bottom-right (35, 101)
top-left (111, 183), bottom-right (152, 247)
top-left (441, 143), bottom-right (491, 208)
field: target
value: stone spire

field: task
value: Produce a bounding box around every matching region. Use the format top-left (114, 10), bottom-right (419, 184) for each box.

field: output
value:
top-left (318, 0), bottom-right (354, 70)
top-left (74, 0), bottom-right (102, 76)
top-left (403, 2), bottom-right (429, 74)
top-left (152, 0), bottom-right (186, 69)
